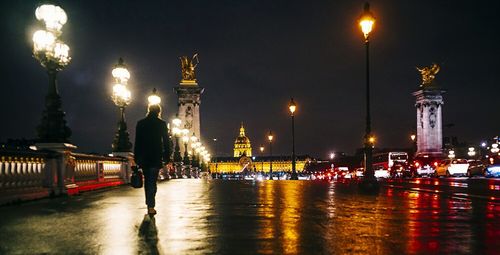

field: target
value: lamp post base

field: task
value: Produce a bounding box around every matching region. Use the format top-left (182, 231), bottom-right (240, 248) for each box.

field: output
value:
top-left (290, 172), bottom-right (298, 180)
top-left (358, 176), bottom-right (380, 192)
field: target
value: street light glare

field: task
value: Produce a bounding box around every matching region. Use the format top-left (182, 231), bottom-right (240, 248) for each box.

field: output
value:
top-left (32, 30), bottom-right (55, 52)
top-left (288, 98), bottom-right (296, 114)
top-left (359, 3), bottom-right (375, 39)
top-left (35, 4), bottom-right (67, 32)
top-left (172, 116), bottom-right (182, 127)
top-left (369, 136), bottom-right (376, 144)
top-left (268, 133), bottom-right (274, 142)
top-left (148, 89), bottom-right (161, 105)
top-left (53, 42), bottom-right (70, 64)
top-left (112, 67), bottom-right (130, 83)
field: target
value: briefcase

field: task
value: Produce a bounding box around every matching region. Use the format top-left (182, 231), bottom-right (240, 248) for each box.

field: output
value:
top-left (130, 166), bottom-right (143, 188)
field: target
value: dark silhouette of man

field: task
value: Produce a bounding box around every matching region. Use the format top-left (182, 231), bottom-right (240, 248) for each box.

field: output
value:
top-left (134, 104), bottom-right (171, 215)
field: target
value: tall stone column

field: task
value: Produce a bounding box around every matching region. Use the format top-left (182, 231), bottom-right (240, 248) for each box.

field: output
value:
top-left (413, 63), bottom-right (445, 157)
top-left (175, 83), bottom-right (204, 141)
top-left (175, 54), bottom-right (204, 155)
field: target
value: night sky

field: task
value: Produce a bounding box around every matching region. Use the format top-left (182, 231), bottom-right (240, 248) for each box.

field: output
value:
top-left (0, 0), bottom-right (498, 158)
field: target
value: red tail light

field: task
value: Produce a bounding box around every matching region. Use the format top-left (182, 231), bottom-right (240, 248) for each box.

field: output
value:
top-left (414, 162), bottom-right (420, 167)
top-left (433, 162), bottom-right (438, 167)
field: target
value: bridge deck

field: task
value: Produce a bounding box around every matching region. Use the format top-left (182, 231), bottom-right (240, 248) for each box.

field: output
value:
top-left (1, 179), bottom-right (500, 254)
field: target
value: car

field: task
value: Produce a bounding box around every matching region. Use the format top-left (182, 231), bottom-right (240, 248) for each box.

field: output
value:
top-left (485, 155), bottom-right (500, 178)
top-left (389, 161), bottom-right (411, 178)
top-left (373, 165), bottom-right (390, 178)
top-left (435, 159), bottom-right (469, 177)
top-left (467, 159), bottom-right (486, 177)
top-left (412, 155), bottom-right (444, 177)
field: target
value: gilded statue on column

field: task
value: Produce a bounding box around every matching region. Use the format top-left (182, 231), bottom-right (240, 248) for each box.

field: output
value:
top-left (416, 63), bottom-right (440, 86)
top-left (180, 53), bottom-right (199, 82)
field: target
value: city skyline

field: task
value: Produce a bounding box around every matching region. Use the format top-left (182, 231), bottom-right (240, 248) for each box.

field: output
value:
top-left (0, 0), bottom-right (498, 158)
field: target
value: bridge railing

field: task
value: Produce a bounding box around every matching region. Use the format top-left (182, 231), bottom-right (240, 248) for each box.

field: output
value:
top-left (0, 148), bottom-right (133, 205)
top-left (72, 153), bottom-right (127, 183)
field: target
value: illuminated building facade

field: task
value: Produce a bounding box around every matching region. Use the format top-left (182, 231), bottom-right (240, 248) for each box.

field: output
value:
top-left (208, 124), bottom-right (310, 173)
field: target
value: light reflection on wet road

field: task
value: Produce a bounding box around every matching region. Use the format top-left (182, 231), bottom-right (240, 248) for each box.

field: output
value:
top-left (1, 179), bottom-right (500, 254)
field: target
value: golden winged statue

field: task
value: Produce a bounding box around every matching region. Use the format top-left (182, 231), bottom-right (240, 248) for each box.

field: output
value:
top-left (416, 63), bottom-right (440, 86)
top-left (180, 53), bottom-right (199, 82)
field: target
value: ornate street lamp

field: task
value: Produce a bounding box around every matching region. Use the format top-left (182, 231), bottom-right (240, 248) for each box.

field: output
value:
top-left (32, 4), bottom-right (72, 143)
top-left (181, 131), bottom-right (191, 177)
top-left (171, 114), bottom-right (183, 163)
top-left (289, 98), bottom-right (298, 180)
top-left (358, 3), bottom-right (377, 187)
top-left (111, 58), bottom-right (132, 152)
top-left (268, 131), bottom-right (274, 177)
top-left (182, 129), bottom-right (191, 165)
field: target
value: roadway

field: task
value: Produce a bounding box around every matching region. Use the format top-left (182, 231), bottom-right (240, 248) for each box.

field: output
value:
top-left (0, 178), bottom-right (499, 254)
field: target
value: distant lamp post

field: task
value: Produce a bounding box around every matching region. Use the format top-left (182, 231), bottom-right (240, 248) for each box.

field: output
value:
top-left (212, 137), bottom-right (218, 160)
top-left (32, 4), bottom-right (72, 143)
top-left (467, 147), bottom-right (476, 157)
top-left (148, 88), bottom-right (161, 106)
top-left (260, 145), bottom-right (265, 172)
top-left (358, 2), bottom-right (377, 186)
top-left (182, 131), bottom-right (190, 165)
top-left (268, 131), bottom-right (274, 176)
top-left (491, 144), bottom-right (499, 154)
top-left (448, 150), bottom-right (456, 159)
top-left (172, 114), bottom-right (183, 163)
top-left (111, 58), bottom-right (132, 152)
top-left (288, 98), bottom-right (298, 180)
top-left (410, 134), bottom-right (417, 157)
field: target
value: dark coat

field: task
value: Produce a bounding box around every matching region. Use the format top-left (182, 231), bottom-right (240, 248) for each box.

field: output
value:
top-left (134, 114), bottom-right (171, 168)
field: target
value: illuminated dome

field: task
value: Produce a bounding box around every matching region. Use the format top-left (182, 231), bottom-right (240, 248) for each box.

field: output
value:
top-left (234, 122), bottom-right (252, 157)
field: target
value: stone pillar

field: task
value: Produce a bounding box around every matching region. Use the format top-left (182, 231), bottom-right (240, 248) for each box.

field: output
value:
top-left (413, 89), bottom-right (445, 156)
top-left (35, 143), bottom-right (77, 195)
top-left (111, 152), bottom-right (134, 183)
top-left (174, 82), bottom-right (204, 154)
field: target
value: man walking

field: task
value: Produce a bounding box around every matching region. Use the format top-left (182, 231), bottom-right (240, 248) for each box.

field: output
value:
top-left (134, 104), bottom-right (171, 215)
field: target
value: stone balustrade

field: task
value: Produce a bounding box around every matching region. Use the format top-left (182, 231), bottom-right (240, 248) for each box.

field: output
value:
top-left (0, 148), bottom-right (132, 205)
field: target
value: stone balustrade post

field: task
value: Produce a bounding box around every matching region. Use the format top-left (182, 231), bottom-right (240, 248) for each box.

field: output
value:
top-left (35, 143), bottom-right (77, 195)
top-left (111, 152), bottom-right (134, 183)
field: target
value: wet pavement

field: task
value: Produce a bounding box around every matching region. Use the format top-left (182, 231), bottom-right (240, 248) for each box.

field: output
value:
top-left (1, 179), bottom-right (500, 254)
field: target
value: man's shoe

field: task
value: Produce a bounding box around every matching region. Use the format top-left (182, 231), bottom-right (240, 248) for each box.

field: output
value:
top-left (148, 208), bottom-right (157, 216)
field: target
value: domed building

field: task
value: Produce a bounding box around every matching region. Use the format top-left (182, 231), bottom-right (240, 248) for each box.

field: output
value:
top-left (208, 123), bottom-right (311, 174)
top-left (234, 123), bottom-right (252, 157)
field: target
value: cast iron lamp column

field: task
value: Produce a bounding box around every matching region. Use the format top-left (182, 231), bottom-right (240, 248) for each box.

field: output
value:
top-left (111, 58), bottom-right (132, 152)
top-left (289, 98), bottom-right (298, 180)
top-left (410, 134), bottom-right (417, 158)
top-left (32, 4), bottom-right (72, 142)
top-left (268, 131), bottom-right (274, 178)
top-left (358, 3), bottom-right (377, 187)
top-left (260, 145), bottom-right (265, 172)
top-left (182, 132), bottom-right (191, 178)
top-left (172, 115), bottom-right (183, 163)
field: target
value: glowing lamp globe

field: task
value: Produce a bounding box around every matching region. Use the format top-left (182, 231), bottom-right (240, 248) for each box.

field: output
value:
top-left (359, 3), bottom-right (375, 39)
top-left (148, 88), bottom-right (161, 105)
top-left (35, 4), bottom-right (67, 32)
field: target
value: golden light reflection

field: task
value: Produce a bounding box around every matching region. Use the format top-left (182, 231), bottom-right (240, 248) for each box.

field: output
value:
top-left (256, 181), bottom-right (276, 253)
top-left (280, 182), bottom-right (301, 254)
top-left (157, 180), bottom-right (212, 253)
top-left (98, 197), bottom-right (140, 255)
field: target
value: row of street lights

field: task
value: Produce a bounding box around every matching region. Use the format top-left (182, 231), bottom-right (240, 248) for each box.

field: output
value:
top-left (256, 98), bottom-right (298, 179)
